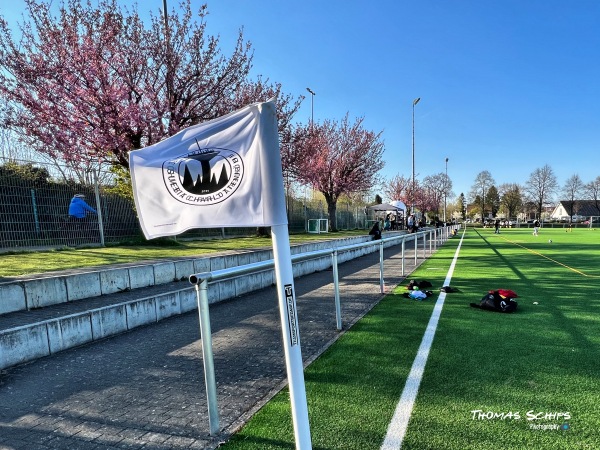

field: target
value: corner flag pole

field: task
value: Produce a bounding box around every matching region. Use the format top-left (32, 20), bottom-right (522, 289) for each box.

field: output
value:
top-left (271, 223), bottom-right (312, 449)
top-left (259, 99), bottom-right (311, 449)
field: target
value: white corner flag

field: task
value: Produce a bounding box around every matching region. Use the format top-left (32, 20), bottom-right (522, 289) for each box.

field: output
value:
top-left (130, 101), bottom-right (287, 238)
top-left (130, 101), bottom-right (312, 449)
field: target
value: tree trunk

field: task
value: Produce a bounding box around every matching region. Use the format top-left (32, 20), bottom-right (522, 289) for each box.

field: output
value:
top-left (327, 201), bottom-right (337, 231)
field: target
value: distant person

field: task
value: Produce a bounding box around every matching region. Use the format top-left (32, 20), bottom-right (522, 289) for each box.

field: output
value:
top-left (533, 219), bottom-right (540, 236)
top-left (69, 194), bottom-right (97, 220)
top-left (409, 214), bottom-right (419, 233)
top-left (66, 194), bottom-right (97, 243)
top-left (369, 221), bottom-right (382, 240)
top-left (494, 219), bottom-right (501, 234)
top-left (384, 214), bottom-right (391, 231)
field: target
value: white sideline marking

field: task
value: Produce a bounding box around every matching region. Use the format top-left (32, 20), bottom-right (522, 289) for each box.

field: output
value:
top-left (381, 229), bottom-right (465, 450)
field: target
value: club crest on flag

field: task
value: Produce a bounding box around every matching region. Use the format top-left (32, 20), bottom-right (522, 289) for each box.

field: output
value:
top-left (163, 147), bottom-right (244, 206)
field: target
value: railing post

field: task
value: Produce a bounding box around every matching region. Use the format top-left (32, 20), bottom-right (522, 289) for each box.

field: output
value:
top-left (414, 235), bottom-right (418, 266)
top-left (379, 240), bottom-right (385, 294)
top-left (331, 250), bottom-right (342, 331)
top-left (422, 232), bottom-right (426, 258)
top-left (195, 281), bottom-right (220, 435)
top-left (401, 238), bottom-right (405, 276)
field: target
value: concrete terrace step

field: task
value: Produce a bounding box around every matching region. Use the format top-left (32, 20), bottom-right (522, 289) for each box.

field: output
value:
top-left (0, 233), bottom-right (412, 370)
top-left (0, 278), bottom-right (192, 331)
top-left (0, 279), bottom-right (200, 370)
top-left (0, 251), bottom-right (267, 315)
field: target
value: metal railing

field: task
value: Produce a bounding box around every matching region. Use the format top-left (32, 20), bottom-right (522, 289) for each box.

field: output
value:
top-left (187, 225), bottom-right (458, 435)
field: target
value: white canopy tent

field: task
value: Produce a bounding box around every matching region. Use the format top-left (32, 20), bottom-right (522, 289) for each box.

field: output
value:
top-left (389, 200), bottom-right (407, 212)
top-left (366, 202), bottom-right (406, 230)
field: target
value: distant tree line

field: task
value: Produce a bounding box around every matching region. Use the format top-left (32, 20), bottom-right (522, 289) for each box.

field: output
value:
top-left (462, 166), bottom-right (600, 221)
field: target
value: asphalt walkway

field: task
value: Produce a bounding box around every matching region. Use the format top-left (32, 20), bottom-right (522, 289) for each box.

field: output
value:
top-left (0, 241), bottom-right (423, 450)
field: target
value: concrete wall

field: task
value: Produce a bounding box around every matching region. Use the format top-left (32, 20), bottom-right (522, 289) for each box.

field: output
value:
top-left (1, 287), bottom-right (194, 370)
top-left (0, 284), bottom-right (26, 315)
top-left (0, 231), bottom-right (423, 370)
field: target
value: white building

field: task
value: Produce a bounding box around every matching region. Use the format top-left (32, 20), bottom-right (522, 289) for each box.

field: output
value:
top-left (549, 200), bottom-right (600, 222)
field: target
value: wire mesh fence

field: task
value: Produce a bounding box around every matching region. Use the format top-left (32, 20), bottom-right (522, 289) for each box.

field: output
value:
top-left (0, 157), bottom-right (374, 250)
top-left (0, 157), bottom-right (139, 249)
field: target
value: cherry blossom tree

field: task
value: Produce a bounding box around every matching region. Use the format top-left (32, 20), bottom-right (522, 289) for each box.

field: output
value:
top-left (286, 114), bottom-right (385, 231)
top-left (0, 0), bottom-right (300, 170)
top-left (423, 172), bottom-right (454, 217)
top-left (414, 179), bottom-right (440, 220)
top-left (383, 174), bottom-right (411, 205)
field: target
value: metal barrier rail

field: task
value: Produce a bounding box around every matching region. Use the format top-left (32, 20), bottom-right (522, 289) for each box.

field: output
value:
top-left (188, 225), bottom-right (458, 435)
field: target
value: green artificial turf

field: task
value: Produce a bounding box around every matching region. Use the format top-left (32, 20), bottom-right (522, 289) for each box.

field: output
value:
top-left (219, 227), bottom-right (600, 449)
top-left (402, 227), bottom-right (600, 449)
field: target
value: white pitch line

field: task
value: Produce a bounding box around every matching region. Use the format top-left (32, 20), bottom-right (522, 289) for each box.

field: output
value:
top-left (381, 229), bottom-right (465, 450)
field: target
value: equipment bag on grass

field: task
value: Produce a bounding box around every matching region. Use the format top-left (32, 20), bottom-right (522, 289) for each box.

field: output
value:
top-left (470, 290), bottom-right (518, 313)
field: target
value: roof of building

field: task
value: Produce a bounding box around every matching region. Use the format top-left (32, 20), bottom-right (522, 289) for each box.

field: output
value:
top-left (555, 200), bottom-right (600, 217)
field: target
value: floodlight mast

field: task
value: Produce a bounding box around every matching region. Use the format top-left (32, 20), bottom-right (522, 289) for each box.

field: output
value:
top-left (306, 88), bottom-right (315, 128)
top-left (411, 97), bottom-right (420, 215)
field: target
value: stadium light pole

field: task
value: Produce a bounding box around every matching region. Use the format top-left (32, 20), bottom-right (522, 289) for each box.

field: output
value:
top-left (444, 157), bottom-right (449, 223)
top-left (306, 88), bottom-right (315, 128)
top-left (411, 97), bottom-right (420, 215)
top-left (305, 88), bottom-right (316, 228)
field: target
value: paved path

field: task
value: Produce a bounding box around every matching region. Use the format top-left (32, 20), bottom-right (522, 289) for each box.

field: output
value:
top-left (0, 242), bottom-right (424, 450)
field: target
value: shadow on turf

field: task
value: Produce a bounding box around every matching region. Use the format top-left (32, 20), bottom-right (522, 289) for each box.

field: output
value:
top-left (472, 228), bottom-right (531, 282)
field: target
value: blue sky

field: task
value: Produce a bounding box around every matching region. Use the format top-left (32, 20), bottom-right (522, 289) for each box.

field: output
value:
top-left (3, 0), bottom-right (599, 202)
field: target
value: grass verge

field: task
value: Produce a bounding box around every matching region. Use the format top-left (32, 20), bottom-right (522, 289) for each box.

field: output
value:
top-left (0, 230), bottom-right (368, 278)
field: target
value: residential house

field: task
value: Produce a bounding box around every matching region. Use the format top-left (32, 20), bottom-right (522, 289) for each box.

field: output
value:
top-left (549, 200), bottom-right (600, 222)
